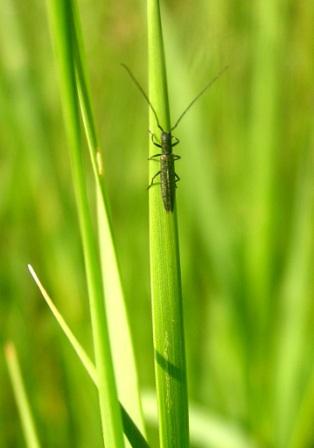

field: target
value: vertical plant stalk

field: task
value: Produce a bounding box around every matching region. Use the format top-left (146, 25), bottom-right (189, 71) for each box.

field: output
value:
top-left (4, 342), bottom-right (41, 448)
top-left (147, 0), bottom-right (189, 447)
top-left (47, 1), bottom-right (124, 447)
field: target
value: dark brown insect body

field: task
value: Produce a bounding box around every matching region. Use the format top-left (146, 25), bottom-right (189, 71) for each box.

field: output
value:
top-left (122, 63), bottom-right (228, 212)
top-left (148, 131), bottom-right (180, 212)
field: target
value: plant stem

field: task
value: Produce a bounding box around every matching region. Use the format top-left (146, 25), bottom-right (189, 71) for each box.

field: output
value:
top-left (147, 0), bottom-right (189, 446)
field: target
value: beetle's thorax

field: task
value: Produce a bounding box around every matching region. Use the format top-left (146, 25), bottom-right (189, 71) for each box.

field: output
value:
top-left (161, 131), bottom-right (172, 154)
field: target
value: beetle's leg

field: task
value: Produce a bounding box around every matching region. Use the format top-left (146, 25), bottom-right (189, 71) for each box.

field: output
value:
top-left (147, 171), bottom-right (161, 189)
top-left (175, 173), bottom-right (180, 182)
top-left (148, 154), bottom-right (162, 161)
top-left (171, 136), bottom-right (180, 146)
top-left (148, 130), bottom-right (162, 147)
top-left (173, 154), bottom-right (181, 160)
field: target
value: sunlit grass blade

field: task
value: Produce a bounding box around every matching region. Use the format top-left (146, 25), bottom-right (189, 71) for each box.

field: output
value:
top-left (28, 264), bottom-right (97, 384)
top-left (28, 264), bottom-right (150, 448)
top-left (4, 342), bottom-right (41, 448)
top-left (69, 2), bottom-right (147, 439)
top-left (147, 0), bottom-right (189, 446)
top-left (46, 1), bottom-right (124, 446)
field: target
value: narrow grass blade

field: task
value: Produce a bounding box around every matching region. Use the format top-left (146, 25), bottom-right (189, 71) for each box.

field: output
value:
top-left (28, 264), bottom-right (97, 384)
top-left (47, 1), bottom-right (124, 446)
top-left (28, 264), bottom-right (150, 448)
top-left (147, 0), bottom-right (189, 446)
top-left (69, 3), bottom-right (147, 440)
top-left (4, 342), bottom-right (41, 448)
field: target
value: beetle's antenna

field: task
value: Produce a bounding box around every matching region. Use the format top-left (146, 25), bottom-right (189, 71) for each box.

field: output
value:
top-left (121, 64), bottom-right (163, 132)
top-left (171, 65), bottom-right (229, 132)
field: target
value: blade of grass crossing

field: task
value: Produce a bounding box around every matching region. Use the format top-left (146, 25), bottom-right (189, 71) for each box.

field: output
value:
top-left (46, 1), bottom-right (124, 446)
top-left (147, 0), bottom-right (189, 447)
top-left (4, 342), bottom-right (41, 448)
top-left (69, 2), bottom-right (147, 441)
top-left (28, 265), bottom-right (150, 448)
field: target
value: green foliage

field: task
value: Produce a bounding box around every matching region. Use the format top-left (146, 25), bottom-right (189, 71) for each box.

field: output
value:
top-left (0, 0), bottom-right (312, 447)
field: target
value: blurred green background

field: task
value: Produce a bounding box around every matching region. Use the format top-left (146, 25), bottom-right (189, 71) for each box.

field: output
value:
top-left (0, 0), bottom-right (313, 447)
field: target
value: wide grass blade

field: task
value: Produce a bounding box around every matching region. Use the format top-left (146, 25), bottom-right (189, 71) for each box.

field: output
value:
top-left (47, 1), bottom-right (124, 446)
top-left (4, 342), bottom-right (41, 448)
top-left (147, 0), bottom-right (189, 446)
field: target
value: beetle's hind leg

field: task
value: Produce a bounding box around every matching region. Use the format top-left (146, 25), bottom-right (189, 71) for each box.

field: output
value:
top-left (147, 171), bottom-right (161, 190)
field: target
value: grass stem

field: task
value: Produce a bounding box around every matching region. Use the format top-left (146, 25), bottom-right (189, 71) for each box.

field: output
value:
top-left (147, 0), bottom-right (189, 446)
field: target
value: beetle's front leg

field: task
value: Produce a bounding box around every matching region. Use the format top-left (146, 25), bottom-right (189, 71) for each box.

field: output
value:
top-left (148, 130), bottom-right (162, 148)
top-left (171, 136), bottom-right (180, 147)
top-left (148, 154), bottom-right (162, 161)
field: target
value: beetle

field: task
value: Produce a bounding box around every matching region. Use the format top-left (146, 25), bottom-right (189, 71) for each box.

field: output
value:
top-left (122, 63), bottom-right (228, 211)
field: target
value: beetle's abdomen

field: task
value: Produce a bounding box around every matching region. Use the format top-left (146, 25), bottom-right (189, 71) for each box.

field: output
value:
top-left (160, 154), bottom-right (176, 212)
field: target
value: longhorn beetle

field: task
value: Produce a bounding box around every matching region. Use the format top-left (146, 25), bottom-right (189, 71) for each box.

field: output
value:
top-left (122, 64), bottom-right (228, 212)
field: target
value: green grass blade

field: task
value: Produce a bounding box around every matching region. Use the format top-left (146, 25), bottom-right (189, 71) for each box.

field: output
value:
top-left (69, 3), bottom-right (147, 439)
top-left (28, 265), bottom-right (150, 448)
top-left (28, 264), bottom-right (98, 384)
top-left (46, 1), bottom-right (124, 446)
top-left (4, 342), bottom-right (41, 448)
top-left (147, 0), bottom-right (189, 446)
